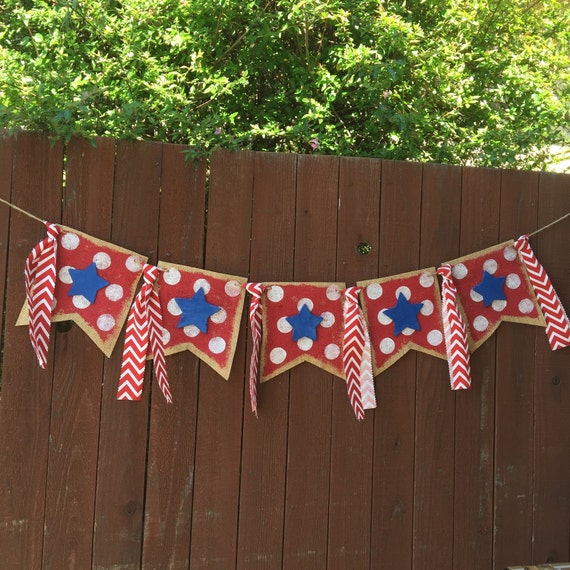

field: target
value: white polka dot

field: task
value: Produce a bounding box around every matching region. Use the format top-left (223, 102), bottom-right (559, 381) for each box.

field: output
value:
top-left (473, 315), bottom-right (489, 332)
top-left (225, 280), bottom-right (242, 297)
top-left (492, 300), bottom-right (507, 312)
top-left (366, 283), bottom-right (383, 300)
top-left (194, 278), bottom-right (211, 294)
top-left (504, 246), bottom-right (518, 261)
top-left (183, 325), bottom-right (200, 338)
top-left (58, 266), bottom-right (73, 284)
top-left (506, 273), bottom-right (521, 289)
top-left (395, 286), bottom-right (411, 300)
top-left (427, 330), bottom-right (443, 346)
top-left (267, 286), bottom-right (284, 302)
top-left (402, 327), bottom-right (415, 336)
top-left (270, 347), bottom-right (287, 364)
top-left (162, 328), bottom-right (171, 345)
top-left (420, 300), bottom-right (434, 316)
top-left (105, 284), bottom-right (124, 302)
top-left (470, 289), bottom-right (484, 303)
top-left (483, 259), bottom-right (498, 274)
top-left (163, 268), bottom-right (181, 285)
top-left (210, 308), bottom-right (227, 324)
top-left (97, 314), bottom-right (115, 332)
top-left (419, 273), bottom-right (434, 288)
top-left (380, 338), bottom-right (396, 354)
top-left (452, 263), bottom-right (468, 279)
top-left (297, 338), bottom-right (313, 351)
top-left (61, 233), bottom-right (80, 250)
top-left (126, 255), bottom-right (143, 273)
top-left (167, 298), bottom-right (182, 316)
top-left (326, 285), bottom-right (342, 301)
top-left (208, 337), bottom-right (226, 354)
top-left (519, 299), bottom-right (534, 314)
top-left (320, 311), bottom-right (335, 328)
top-left (378, 309), bottom-right (392, 325)
top-left (72, 295), bottom-right (90, 309)
top-left (93, 252), bottom-right (111, 270)
top-left (325, 343), bottom-right (341, 360)
top-left (297, 297), bottom-right (314, 311)
top-left (277, 317), bottom-right (293, 333)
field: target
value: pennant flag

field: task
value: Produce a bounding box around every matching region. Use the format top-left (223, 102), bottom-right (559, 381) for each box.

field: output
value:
top-left (437, 263), bottom-right (472, 390)
top-left (158, 262), bottom-right (247, 379)
top-left (358, 269), bottom-right (447, 376)
top-left (117, 264), bottom-right (172, 403)
top-left (258, 282), bottom-right (346, 381)
top-left (246, 282), bottom-right (265, 416)
top-left (18, 226), bottom-right (147, 358)
top-left (514, 234), bottom-right (570, 350)
top-left (24, 222), bottom-right (60, 368)
top-left (446, 241), bottom-right (545, 350)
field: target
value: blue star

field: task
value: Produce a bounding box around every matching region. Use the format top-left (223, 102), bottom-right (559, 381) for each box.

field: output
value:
top-left (285, 304), bottom-right (323, 341)
top-left (175, 287), bottom-right (221, 333)
top-left (472, 270), bottom-right (506, 307)
top-left (68, 262), bottom-right (109, 304)
top-left (384, 292), bottom-right (424, 336)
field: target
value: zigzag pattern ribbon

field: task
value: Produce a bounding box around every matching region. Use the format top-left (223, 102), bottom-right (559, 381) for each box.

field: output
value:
top-left (24, 222), bottom-right (60, 368)
top-left (437, 263), bottom-right (472, 390)
top-left (342, 287), bottom-right (367, 419)
top-left (118, 264), bottom-right (172, 402)
top-left (246, 282), bottom-right (264, 416)
top-left (515, 235), bottom-right (570, 350)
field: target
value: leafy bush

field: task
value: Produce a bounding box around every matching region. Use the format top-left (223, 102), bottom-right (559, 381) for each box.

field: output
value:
top-left (1, 0), bottom-right (568, 168)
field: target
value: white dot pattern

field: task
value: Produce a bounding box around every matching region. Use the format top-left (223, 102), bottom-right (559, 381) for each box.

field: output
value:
top-left (506, 273), bottom-right (521, 289)
top-left (492, 300), bottom-right (507, 312)
top-left (378, 310), bottom-right (392, 325)
top-left (163, 268), bottom-right (181, 285)
top-left (326, 285), bottom-right (342, 301)
top-left (325, 344), bottom-right (341, 360)
top-left (270, 347), bottom-right (287, 364)
top-left (503, 246), bottom-right (518, 261)
top-left (267, 286), bottom-right (284, 302)
top-left (277, 317), bottom-right (293, 333)
top-left (93, 252), bottom-right (111, 270)
top-left (297, 297), bottom-right (314, 311)
top-left (224, 280), bottom-right (242, 297)
top-left (473, 315), bottom-right (489, 332)
top-left (320, 311), bottom-right (335, 328)
top-left (183, 325), bottom-right (200, 338)
top-left (483, 259), bottom-right (498, 274)
top-left (380, 338), bottom-right (396, 354)
top-left (97, 314), bottom-right (115, 332)
top-left (420, 300), bottom-right (434, 316)
top-left (419, 273), bottom-right (434, 288)
top-left (167, 299), bottom-right (182, 316)
top-left (395, 286), bottom-right (411, 300)
top-left (105, 284), bottom-right (124, 302)
top-left (209, 337), bottom-right (226, 354)
top-left (194, 278), bottom-right (211, 294)
top-left (61, 233), bottom-right (80, 250)
top-left (210, 308), bottom-right (227, 324)
top-left (452, 263), bottom-right (468, 279)
top-left (427, 330), bottom-right (443, 346)
top-left (72, 295), bottom-right (90, 309)
top-left (366, 283), bottom-right (383, 300)
top-left (58, 266), bottom-right (73, 284)
top-left (297, 338), bottom-right (313, 351)
top-left (519, 299), bottom-right (534, 314)
top-left (126, 255), bottom-right (143, 273)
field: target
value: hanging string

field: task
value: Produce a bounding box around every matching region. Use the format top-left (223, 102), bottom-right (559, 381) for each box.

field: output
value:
top-left (528, 211), bottom-right (570, 237)
top-left (0, 197), bottom-right (44, 224)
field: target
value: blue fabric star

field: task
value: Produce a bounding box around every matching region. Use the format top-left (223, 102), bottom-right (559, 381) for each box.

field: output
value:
top-left (68, 262), bottom-right (109, 304)
top-left (285, 304), bottom-right (323, 341)
top-left (384, 292), bottom-right (424, 336)
top-left (472, 270), bottom-right (506, 307)
top-left (175, 287), bottom-right (221, 333)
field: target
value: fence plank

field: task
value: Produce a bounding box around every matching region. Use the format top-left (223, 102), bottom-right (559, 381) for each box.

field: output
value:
top-left (532, 172), bottom-right (570, 565)
top-left (371, 159), bottom-right (422, 569)
top-left (41, 137), bottom-right (115, 570)
top-left (494, 169), bottom-right (539, 570)
top-left (236, 152), bottom-right (297, 569)
top-left (414, 163), bottom-right (462, 570)
top-left (0, 136), bottom-right (14, 347)
top-left (451, 166), bottom-right (500, 570)
top-left (0, 132), bottom-right (63, 569)
top-left (92, 139), bottom-right (162, 569)
top-left (141, 145), bottom-right (207, 570)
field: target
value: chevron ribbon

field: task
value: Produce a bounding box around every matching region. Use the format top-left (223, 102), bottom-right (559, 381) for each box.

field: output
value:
top-left (118, 264), bottom-right (171, 402)
top-left (24, 222), bottom-right (60, 368)
top-left (342, 287), bottom-right (369, 420)
top-left (246, 282), bottom-right (264, 416)
top-left (514, 235), bottom-right (570, 350)
top-left (437, 264), bottom-right (472, 390)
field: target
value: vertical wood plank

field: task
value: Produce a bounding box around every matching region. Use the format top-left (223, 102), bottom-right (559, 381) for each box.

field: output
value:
top-left (413, 163), bottom-right (461, 570)
top-left (282, 154), bottom-right (339, 570)
top-left (188, 149), bottom-right (254, 569)
top-left (0, 135), bottom-right (14, 344)
top-left (493, 169), bottom-right (539, 569)
top-left (141, 145), bottom-right (207, 569)
top-left (371, 160), bottom-right (422, 569)
top-left (236, 152), bottom-right (297, 570)
top-left (41, 137), bottom-right (115, 569)
top-left (329, 157), bottom-right (380, 569)
top-left (92, 139), bottom-right (162, 569)
top-left (452, 167), bottom-right (501, 570)
top-left (0, 132), bottom-right (63, 569)
top-left (531, 172), bottom-right (570, 565)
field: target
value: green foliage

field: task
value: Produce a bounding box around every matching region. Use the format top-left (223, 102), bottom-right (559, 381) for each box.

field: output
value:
top-left (1, 0), bottom-right (568, 168)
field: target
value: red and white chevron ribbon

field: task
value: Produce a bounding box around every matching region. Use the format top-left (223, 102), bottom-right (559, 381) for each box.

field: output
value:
top-left (515, 235), bottom-right (570, 350)
top-left (246, 282), bottom-right (264, 416)
top-left (342, 287), bottom-right (370, 420)
top-left (118, 264), bottom-right (172, 402)
top-left (24, 222), bottom-right (60, 368)
top-left (437, 263), bottom-right (472, 390)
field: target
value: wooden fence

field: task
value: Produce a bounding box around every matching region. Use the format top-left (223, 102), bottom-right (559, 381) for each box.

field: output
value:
top-left (0, 131), bottom-right (569, 570)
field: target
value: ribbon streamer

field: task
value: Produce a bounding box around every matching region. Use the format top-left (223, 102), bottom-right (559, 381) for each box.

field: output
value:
top-left (246, 282), bottom-right (265, 416)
